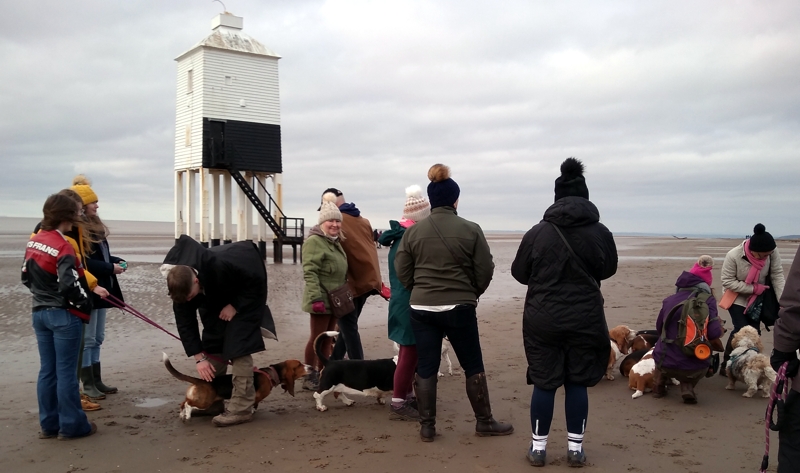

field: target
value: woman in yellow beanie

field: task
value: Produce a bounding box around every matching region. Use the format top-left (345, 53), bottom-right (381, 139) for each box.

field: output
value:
top-left (71, 175), bottom-right (127, 400)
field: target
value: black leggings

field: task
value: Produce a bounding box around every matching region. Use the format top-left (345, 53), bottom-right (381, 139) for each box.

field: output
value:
top-left (724, 304), bottom-right (761, 361)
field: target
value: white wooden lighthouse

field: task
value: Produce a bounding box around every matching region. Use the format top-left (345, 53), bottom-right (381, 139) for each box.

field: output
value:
top-left (173, 12), bottom-right (303, 261)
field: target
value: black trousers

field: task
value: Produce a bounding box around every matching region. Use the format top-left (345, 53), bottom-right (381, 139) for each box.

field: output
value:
top-left (330, 293), bottom-right (368, 361)
top-left (410, 305), bottom-right (485, 379)
top-left (724, 304), bottom-right (761, 362)
top-left (779, 390), bottom-right (800, 473)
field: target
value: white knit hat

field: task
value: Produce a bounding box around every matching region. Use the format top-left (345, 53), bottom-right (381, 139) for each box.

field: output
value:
top-left (318, 192), bottom-right (342, 224)
top-left (402, 185), bottom-right (431, 222)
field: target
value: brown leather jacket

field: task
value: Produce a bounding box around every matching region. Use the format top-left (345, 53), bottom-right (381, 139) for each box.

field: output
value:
top-left (340, 213), bottom-right (382, 297)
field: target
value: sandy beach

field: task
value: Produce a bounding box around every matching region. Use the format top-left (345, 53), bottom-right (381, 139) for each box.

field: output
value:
top-left (1, 221), bottom-right (797, 472)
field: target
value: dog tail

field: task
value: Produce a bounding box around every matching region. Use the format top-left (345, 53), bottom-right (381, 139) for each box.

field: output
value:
top-left (163, 352), bottom-right (205, 385)
top-left (314, 331), bottom-right (339, 368)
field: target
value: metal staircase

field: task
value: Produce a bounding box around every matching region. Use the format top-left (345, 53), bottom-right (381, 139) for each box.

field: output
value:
top-left (208, 137), bottom-right (304, 263)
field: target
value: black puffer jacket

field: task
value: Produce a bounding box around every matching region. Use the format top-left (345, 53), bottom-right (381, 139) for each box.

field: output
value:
top-left (164, 236), bottom-right (268, 361)
top-left (511, 196), bottom-right (618, 389)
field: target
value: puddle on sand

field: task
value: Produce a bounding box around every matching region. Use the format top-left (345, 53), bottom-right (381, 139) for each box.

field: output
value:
top-left (135, 397), bottom-right (169, 408)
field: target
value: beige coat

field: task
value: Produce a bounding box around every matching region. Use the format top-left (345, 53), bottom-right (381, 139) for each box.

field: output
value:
top-left (720, 241), bottom-right (785, 308)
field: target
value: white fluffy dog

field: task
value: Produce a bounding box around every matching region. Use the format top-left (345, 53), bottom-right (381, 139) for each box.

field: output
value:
top-left (725, 326), bottom-right (776, 398)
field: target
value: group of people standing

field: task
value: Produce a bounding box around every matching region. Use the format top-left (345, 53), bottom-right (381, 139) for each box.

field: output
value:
top-left (23, 176), bottom-right (126, 440)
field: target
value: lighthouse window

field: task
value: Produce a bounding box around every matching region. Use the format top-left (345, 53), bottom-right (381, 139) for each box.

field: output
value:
top-left (187, 69), bottom-right (194, 94)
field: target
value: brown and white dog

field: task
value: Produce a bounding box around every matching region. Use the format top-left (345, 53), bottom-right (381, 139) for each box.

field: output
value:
top-left (163, 353), bottom-right (307, 421)
top-left (629, 349), bottom-right (656, 399)
top-left (725, 326), bottom-right (776, 398)
top-left (607, 325), bottom-right (636, 380)
top-left (630, 331), bottom-right (658, 352)
top-left (619, 348), bottom-right (650, 378)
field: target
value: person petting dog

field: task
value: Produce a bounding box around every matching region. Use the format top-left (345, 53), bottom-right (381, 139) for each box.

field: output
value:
top-left (511, 158), bottom-right (618, 467)
top-left (162, 236), bottom-right (272, 427)
top-left (378, 184), bottom-right (432, 421)
top-left (395, 164), bottom-right (512, 442)
top-left (652, 255), bottom-right (724, 404)
top-left (771, 245), bottom-right (800, 473)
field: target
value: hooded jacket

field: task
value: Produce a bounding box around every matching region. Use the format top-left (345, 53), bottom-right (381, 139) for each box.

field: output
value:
top-left (163, 236), bottom-right (267, 361)
top-left (772, 246), bottom-right (800, 393)
top-left (511, 196), bottom-right (617, 389)
top-left (653, 272), bottom-right (723, 371)
top-left (301, 225), bottom-right (348, 314)
top-left (379, 220), bottom-right (415, 345)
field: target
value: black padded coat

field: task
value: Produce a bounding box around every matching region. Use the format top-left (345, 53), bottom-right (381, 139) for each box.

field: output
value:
top-left (511, 197), bottom-right (618, 389)
top-left (164, 236), bottom-right (268, 361)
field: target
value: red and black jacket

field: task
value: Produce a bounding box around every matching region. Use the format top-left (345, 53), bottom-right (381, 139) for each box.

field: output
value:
top-left (21, 229), bottom-right (93, 321)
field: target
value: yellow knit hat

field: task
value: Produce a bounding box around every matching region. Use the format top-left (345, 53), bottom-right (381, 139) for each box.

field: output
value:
top-left (71, 175), bottom-right (98, 205)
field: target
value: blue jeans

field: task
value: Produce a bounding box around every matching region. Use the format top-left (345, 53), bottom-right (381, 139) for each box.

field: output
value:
top-left (410, 305), bottom-right (485, 379)
top-left (82, 308), bottom-right (106, 367)
top-left (33, 308), bottom-right (91, 437)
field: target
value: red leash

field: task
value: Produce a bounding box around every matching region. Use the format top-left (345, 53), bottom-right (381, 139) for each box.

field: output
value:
top-left (761, 362), bottom-right (789, 473)
top-left (105, 295), bottom-right (272, 381)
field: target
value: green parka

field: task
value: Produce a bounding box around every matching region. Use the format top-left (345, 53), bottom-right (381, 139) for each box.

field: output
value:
top-left (301, 226), bottom-right (348, 314)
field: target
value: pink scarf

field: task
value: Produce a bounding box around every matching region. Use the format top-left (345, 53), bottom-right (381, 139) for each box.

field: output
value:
top-left (743, 239), bottom-right (766, 311)
top-left (399, 218), bottom-right (415, 229)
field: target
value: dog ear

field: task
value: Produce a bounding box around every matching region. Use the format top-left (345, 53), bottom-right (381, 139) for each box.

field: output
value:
top-left (281, 360), bottom-right (303, 397)
top-left (619, 337), bottom-right (630, 355)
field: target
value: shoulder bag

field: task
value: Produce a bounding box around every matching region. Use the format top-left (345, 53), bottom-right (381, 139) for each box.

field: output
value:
top-left (326, 283), bottom-right (355, 318)
top-left (428, 217), bottom-right (478, 290)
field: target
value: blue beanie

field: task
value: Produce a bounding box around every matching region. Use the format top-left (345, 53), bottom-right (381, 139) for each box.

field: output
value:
top-left (427, 164), bottom-right (460, 209)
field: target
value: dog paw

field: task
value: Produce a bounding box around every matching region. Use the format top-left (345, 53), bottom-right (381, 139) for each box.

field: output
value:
top-left (606, 374), bottom-right (615, 381)
top-left (670, 378), bottom-right (680, 385)
top-left (632, 391), bottom-right (643, 399)
top-left (316, 405), bottom-right (328, 412)
top-left (742, 392), bottom-right (755, 398)
top-left (437, 372), bottom-right (444, 378)
top-left (377, 398), bottom-right (386, 405)
top-left (343, 399), bottom-right (355, 406)
top-left (725, 384), bottom-right (735, 390)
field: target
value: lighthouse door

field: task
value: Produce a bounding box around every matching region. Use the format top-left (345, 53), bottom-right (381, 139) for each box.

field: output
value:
top-left (209, 120), bottom-right (226, 167)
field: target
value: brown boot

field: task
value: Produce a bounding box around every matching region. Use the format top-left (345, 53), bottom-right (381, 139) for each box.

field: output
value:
top-left (414, 374), bottom-right (437, 442)
top-left (80, 393), bottom-right (102, 411)
top-left (465, 372), bottom-right (514, 436)
top-left (680, 382), bottom-right (697, 404)
top-left (652, 370), bottom-right (668, 399)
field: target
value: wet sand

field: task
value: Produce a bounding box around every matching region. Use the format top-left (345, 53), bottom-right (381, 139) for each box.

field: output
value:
top-left (0, 227), bottom-right (797, 472)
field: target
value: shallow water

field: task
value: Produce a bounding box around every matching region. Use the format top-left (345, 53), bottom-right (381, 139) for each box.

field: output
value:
top-left (134, 397), bottom-right (170, 408)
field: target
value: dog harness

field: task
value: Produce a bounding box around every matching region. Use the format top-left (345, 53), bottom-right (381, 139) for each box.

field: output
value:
top-left (728, 347), bottom-right (759, 379)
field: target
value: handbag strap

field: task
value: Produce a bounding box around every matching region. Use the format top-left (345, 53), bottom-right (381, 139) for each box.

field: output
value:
top-left (549, 222), bottom-right (599, 289)
top-left (428, 217), bottom-right (478, 290)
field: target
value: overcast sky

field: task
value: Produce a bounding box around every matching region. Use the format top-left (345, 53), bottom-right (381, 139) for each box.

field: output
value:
top-left (2, 1), bottom-right (799, 236)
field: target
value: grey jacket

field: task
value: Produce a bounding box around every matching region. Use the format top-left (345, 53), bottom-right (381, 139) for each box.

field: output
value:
top-left (720, 241), bottom-right (785, 307)
top-left (772, 246), bottom-right (800, 392)
top-left (395, 206), bottom-right (493, 306)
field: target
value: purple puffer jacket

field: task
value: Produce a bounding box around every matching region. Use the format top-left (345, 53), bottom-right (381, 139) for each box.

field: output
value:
top-left (653, 272), bottom-right (724, 371)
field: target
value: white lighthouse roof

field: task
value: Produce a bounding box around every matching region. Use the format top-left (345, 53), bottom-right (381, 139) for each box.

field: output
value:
top-left (175, 13), bottom-right (280, 61)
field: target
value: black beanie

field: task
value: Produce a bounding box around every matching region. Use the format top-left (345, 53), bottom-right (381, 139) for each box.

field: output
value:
top-left (749, 223), bottom-right (776, 252)
top-left (554, 157), bottom-right (589, 202)
top-left (427, 164), bottom-right (460, 209)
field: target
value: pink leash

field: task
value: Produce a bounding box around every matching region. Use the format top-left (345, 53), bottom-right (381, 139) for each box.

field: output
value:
top-left (761, 362), bottom-right (789, 473)
top-left (105, 295), bottom-right (272, 381)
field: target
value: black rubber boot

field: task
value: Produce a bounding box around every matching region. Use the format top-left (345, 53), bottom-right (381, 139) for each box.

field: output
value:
top-left (466, 372), bottom-right (514, 436)
top-left (92, 363), bottom-right (118, 394)
top-left (80, 366), bottom-right (106, 400)
top-left (414, 374), bottom-right (437, 442)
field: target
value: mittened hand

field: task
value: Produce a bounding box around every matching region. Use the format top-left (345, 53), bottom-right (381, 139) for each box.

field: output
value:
top-left (312, 301), bottom-right (326, 313)
top-left (753, 283), bottom-right (770, 295)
